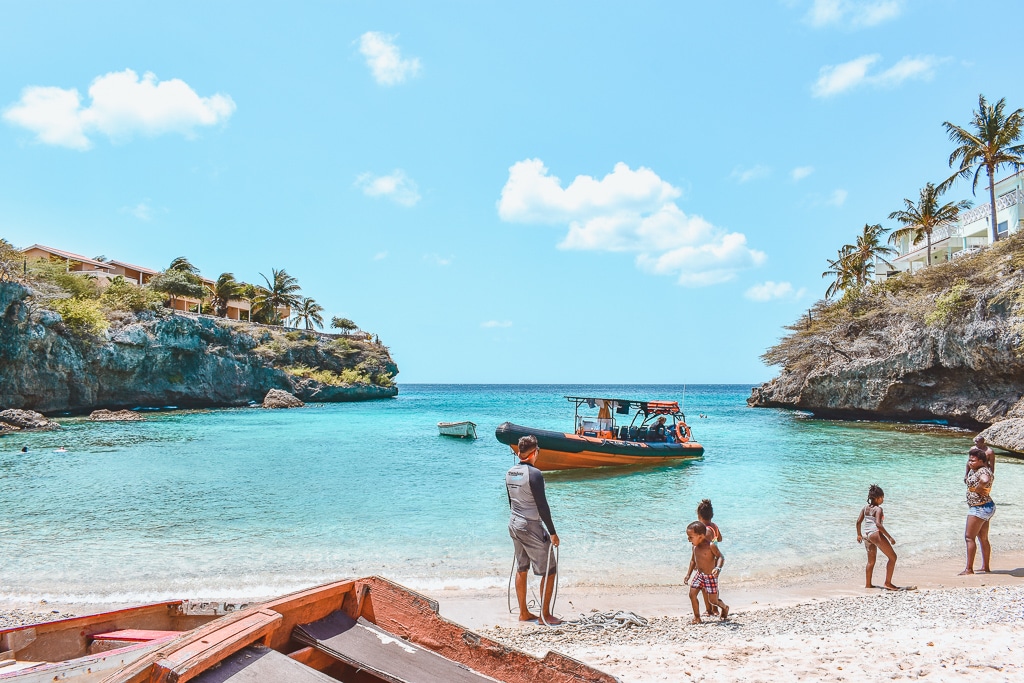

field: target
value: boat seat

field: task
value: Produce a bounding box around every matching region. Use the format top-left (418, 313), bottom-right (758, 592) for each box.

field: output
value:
top-left (618, 426), bottom-right (629, 440)
top-left (293, 610), bottom-right (499, 683)
top-left (191, 646), bottom-right (337, 683)
top-left (88, 630), bottom-right (179, 654)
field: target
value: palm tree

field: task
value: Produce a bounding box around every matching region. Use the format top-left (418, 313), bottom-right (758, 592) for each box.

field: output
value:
top-left (939, 94), bottom-right (1024, 243)
top-left (253, 268), bottom-right (302, 323)
top-left (822, 246), bottom-right (859, 299)
top-left (293, 297), bottom-right (325, 330)
top-left (850, 223), bottom-right (896, 285)
top-left (888, 183), bottom-right (971, 267)
top-left (210, 272), bottom-right (243, 317)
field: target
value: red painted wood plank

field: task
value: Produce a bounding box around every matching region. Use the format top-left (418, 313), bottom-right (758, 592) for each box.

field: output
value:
top-left (151, 609), bottom-right (281, 683)
top-left (94, 630), bottom-right (182, 642)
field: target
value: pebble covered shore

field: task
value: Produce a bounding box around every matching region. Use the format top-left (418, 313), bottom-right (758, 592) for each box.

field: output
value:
top-left (480, 586), bottom-right (1024, 682)
top-left (0, 608), bottom-right (76, 630)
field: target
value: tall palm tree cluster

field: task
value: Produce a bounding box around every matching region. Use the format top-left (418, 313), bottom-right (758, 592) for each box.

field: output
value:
top-left (156, 258), bottom-right (330, 330)
top-left (823, 94), bottom-right (1023, 299)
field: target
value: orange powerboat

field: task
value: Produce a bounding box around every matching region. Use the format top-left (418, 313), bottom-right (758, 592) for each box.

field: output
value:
top-left (495, 396), bottom-right (704, 470)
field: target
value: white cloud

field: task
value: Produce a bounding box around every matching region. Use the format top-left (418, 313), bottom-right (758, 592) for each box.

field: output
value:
top-left (120, 201), bottom-right (153, 221)
top-left (481, 320), bottom-right (512, 328)
top-left (373, 251), bottom-right (388, 260)
top-left (730, 164), bottom-right (771, 183)
top-left (355, 170), bottom-right (421, 207)
top-left (791, 166), bottom-right (815, 181)
top-left (358, 32), bottom-right (422, 86)
top-left (812, 54), bottom-right (941, 97)
top-left (806, 0), bottom-right (903, 28)
top-left (812, 54), bottom-right (880, 97)
top-left (745, 281), bottom-right (807, 301)
top-left (827, 189), bottom-right (848, 206)
top-left (424, 253), bottom-right (453, 266)
top-left (3, 70), bottom-right (235, 150)
top-left (497, 159), bottom-right (765, 287)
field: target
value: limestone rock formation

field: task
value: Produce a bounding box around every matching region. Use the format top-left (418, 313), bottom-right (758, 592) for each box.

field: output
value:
top-left (749, 237), bottom-right (1024, 428)
top-left (89, 409), bottom-right (146, 421)
top-left (979, 418), bottom-right (1024, 455)
top-left (263, 389), bottom-right (304, 409)
top-left (0, 408), bottom-right (60, 431)
top-left (0, 282), bottom-right (398, 415)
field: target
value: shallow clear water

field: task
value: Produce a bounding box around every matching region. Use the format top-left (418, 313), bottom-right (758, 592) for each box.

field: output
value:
top-left (1, 384), bottom-right (1020, 603)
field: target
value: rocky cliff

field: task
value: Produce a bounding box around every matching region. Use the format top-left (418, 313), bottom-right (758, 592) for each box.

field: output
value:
top-left (748, 233), bottom-right (1024, 430)
top-left (0, 282), bottom-right (398, 414)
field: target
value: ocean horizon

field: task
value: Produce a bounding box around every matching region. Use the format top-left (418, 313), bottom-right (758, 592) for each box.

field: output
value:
top-left (2, 383), bottom-right (1020, 605)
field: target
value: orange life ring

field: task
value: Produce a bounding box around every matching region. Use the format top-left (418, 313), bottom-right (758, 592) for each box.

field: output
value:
top-left (675, 421), bottom-right (691, 443)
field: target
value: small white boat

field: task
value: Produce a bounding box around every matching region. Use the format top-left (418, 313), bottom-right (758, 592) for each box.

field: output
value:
top-left (438, 421), bottom-right (477, 438)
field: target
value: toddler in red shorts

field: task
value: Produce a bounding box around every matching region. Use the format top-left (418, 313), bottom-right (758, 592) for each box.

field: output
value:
top-left (684, 520), bottom-right (728, 623)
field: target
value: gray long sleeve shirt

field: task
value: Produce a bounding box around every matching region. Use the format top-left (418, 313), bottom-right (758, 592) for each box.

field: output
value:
top-left (505, 462), bottom-right (556, 534)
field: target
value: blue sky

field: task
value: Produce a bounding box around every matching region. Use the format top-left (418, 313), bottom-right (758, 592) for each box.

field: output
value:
top-left (1, 1), bottom-right (1018, 383)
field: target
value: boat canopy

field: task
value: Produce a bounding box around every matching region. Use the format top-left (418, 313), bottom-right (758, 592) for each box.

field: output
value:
top-left (564, 396), bottom-right (682, 416)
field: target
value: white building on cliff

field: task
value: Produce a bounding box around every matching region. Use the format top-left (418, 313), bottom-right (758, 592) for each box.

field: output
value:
top-left (884, 170), bottom-right (1024, 276)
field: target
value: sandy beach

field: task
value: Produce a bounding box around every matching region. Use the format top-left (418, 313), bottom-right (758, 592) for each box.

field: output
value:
top-left (451, 552), bottom-right (1024, 682)
top-left (4, 551), bottom-right (1022, 682)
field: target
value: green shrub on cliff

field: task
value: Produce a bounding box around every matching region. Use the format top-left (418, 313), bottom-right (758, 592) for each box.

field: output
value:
top-left (0, 239), bottom-right (22, 282)
top-left (283, 364), bottom-right (374, 386)
top-left (53, 297), bottom-right (108, 336)
top-left (101, 276), bottom-right (164, 312)
top-left (925, 280), bottom-right (972, 326)
top-left (28, 258), bottom-right (101, 299)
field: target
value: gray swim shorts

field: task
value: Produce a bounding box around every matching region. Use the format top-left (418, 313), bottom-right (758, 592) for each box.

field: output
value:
top-left (509, 515), bottom-right (557, 576)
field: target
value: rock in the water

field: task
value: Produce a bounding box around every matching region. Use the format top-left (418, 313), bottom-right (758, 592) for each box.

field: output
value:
top-left (0, 409), bottom-right (59, 431)
top-left (89, 409), bottom-right (145, 421)
top-left (979, 418), bottom-right (1024, 455)
top-left (263, 389), bottom-right (304, 409)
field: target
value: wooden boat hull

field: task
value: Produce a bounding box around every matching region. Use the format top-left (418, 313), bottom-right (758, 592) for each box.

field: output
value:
top-left (105, 576), bottom-right (617, 683)
top-left (438, 421), bottom-right (477, 438)
top-left (495, 422), bottom-right (704, 470)
top-left (0, 601), bottom-right (229, 682)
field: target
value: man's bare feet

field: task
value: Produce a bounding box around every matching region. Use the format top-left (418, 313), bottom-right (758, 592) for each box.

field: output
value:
top-left (958, 569), bottom-right (974, 576)
top-left (865, 584), bottom-right (877, 589)
top-left (519, 612), bottom-right (538, 622)
top-left (540, 615), bottom-right (562, 626)
top-left (882, 584), bottom-right (899, 591)
top-left (719, 604), bottom-right (730, 620)
top-left (690, 616), bottom-right (702, 624)
top-left (980, 567), bottom-right (991, 573)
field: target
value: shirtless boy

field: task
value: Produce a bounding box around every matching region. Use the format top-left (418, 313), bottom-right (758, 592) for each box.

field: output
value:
top-left (684, 520), bottom-right (728, 623)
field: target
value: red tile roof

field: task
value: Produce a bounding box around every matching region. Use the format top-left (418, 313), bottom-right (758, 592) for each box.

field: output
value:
top-left (22, 244), bottom-right (113, 270)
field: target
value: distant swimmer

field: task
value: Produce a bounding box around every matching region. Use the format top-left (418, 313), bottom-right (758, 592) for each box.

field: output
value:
top-left (55, 446), bottom-right (67, 453)
top-left (21, 446), bottom-right (28, 453)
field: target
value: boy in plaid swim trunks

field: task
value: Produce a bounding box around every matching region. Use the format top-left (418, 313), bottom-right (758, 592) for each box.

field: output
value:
top-left (684, 520), bottom-right (729, 623)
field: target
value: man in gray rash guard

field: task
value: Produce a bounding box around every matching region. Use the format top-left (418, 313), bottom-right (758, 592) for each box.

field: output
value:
top-left (505, 434), bottom-right (562, 625)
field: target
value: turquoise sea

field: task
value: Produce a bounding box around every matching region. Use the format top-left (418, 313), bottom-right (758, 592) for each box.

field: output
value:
top-left (1, 384), bottom-right (1021, 604)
